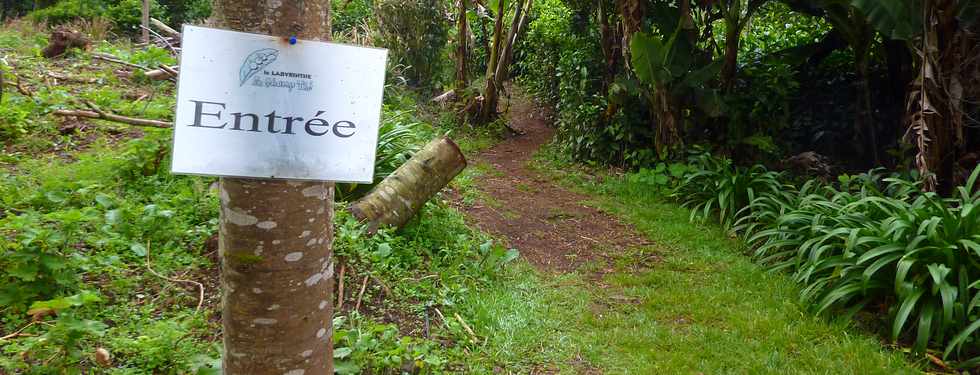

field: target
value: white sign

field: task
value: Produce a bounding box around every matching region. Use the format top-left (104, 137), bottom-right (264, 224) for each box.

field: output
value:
top-left (171, 26), bottom-right (388, 183)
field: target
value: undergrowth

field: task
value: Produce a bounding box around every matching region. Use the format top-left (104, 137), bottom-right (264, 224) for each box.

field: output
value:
top-left (633, 151), bottom-right (980, 368)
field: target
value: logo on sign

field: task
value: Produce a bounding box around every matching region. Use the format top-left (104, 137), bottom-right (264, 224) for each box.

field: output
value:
top-left (239, 48), bottom-right (279, 85)
top-left (239, 48), bottom-right (314, 92)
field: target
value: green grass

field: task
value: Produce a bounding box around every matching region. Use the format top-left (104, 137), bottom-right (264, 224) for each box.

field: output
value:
top-left (451, 150), bottom-right (921, 374)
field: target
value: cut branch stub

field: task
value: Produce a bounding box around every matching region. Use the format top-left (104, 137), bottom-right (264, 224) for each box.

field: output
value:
top-left (350, 136), bottom-right (467, 233)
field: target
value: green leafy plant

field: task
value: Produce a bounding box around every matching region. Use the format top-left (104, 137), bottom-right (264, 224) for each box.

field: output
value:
top-left (672, 154), bottom-right (782, 229)
top-left (332, 315), bottom-right (450, 374)
top-left (11, 292), bottom-right (107, 371)
top-left (627, 162), bottom-right (690, 192)
top-left (734, 166), bottom-right (980, 365)
top-left (375, 0), bottom-right (449, 90)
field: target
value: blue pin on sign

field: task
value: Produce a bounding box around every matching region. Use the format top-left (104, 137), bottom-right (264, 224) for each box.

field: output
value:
top-left (289, 36), bottom-right (297, 45)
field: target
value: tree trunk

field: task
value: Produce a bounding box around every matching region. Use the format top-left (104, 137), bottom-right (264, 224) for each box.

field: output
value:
top-left (852, 21), bottom-right (880, 167)
top-left (211, 1), bottom-right (335, 374)
top-left (598, 0), bottom-right (620, 91)
top-left (141, 0), bottom-right (150, 43)
top-left (456, 0), bottom-right (469, 93)
top-left (350, 137), bottom-right (467, 233)
top-left (719, 0), bottom-right (743, 90)
top-left (479, 0), bottom-right (507, 124)
top-left (720, 19), bottom-right (740, 90)
top-left (493, 0), bottom-right (527, 88)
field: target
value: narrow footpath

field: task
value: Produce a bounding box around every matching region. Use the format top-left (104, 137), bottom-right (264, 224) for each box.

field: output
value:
top-left (456, 95), bottom-right (647, 273)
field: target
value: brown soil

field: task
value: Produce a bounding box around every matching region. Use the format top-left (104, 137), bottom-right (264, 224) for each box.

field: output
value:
top-left (454, 92), bottom-right (648, 273)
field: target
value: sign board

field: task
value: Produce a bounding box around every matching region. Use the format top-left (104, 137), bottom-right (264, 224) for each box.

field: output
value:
top-left (171, 25), bottom-right (388, 183)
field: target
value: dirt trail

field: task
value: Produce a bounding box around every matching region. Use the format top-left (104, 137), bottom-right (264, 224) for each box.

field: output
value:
top-left (456, 92), bottom-right (647, 273)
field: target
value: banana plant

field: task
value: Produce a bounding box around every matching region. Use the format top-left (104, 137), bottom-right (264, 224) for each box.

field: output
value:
top-left (627, 22), bottom-right (723, 158)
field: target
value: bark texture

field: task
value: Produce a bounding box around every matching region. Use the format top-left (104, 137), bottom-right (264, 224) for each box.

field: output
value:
top-left (219, 180), bottom-right (335, 374)
top-left (455, 0), bottom-right (469, 93)
top-left (350, 137), bottom-right (467, 233)
top-left (478, 0), bottom-right (507, 124)
top-left (212, 1), bottom-right (334, 373)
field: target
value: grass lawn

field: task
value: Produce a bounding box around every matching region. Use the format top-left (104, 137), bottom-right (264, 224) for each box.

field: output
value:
top-left (455, 152), bottom-right (921, 374)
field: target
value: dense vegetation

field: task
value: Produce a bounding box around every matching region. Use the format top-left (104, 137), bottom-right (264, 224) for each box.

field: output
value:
top-left (0, 0), bottom-right (978, 372)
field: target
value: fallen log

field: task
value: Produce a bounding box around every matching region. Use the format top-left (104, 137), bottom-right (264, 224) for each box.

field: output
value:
top-left (350, 136), bottom-right (467, 233)
top-left (53, 101), bottom-right (171, 128)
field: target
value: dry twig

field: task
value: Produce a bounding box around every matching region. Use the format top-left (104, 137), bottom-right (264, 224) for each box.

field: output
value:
top-left (353, 275), bottom-right (369, 311)
top-left (46, 71), bottom-right (97, 84)
top-left (453, 312), bottom-right (479, 344)
top-left (91, 52), bottom-right (147, 70)
top-left (144, 241), bottom-right (206, 313)
top-left (150, 18), bottom-right (181, 38)
top-left (0, 322), bottom-right (37, 341)
top-left (53, 101), bottom-right (171, 128)
top-left (3, 74), bottom-right (33, 97)
top-left (336, 263), bottom-right (346, 310)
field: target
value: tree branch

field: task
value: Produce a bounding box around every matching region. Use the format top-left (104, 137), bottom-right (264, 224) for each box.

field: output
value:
top-left (53, 102), bottom-right (172, 128)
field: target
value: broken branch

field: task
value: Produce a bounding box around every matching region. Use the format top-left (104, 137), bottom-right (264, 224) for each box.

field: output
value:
top-left (353, 275), bottom-right (369, 312)
top-left (336, 263), bottom-right (346, 310)
top-left (0, 322), bottom-right (37, 341)
top-left (46, 71), bottom-right (98, 84)
top-left (91, 52), bottom-right (147, 70)
top-left (150, 18), bottom-right (181, 38)
top-left (53, 104), bottom-right (171, 128)
top-left (453, 312), bottom-right (479, 344)
top-left (3, 75), bottom-right (32, 97)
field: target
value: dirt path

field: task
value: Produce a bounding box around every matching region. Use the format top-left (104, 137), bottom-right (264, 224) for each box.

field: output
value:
top-left (456, 92), bottom-right (647, 273)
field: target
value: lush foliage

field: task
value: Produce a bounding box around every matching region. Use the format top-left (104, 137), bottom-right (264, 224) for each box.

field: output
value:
top-left (26, 0), bottom-right (209, 33)
top-left (736, 167), bottom-right (980, 366)
top-left (375, 0), bottom-right (449, 90)
top-left (672, 153), bottom-right (782, 229)
top-left (518, 0), bottom-right (643, 165)
top-left (666, 154), bottom-right (980, 366)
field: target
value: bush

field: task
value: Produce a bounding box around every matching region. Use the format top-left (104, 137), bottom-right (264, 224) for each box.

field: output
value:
top-left (518, 0), bottom-right (657, 167)
top-left (672, 154), bottom-right (783, 229)
top-left (105, 0), bottom-right (164, 34)
top-left (29, 0), bottom-right (107, 26)
top-left (672, 156), bottom-right (980, 365)
top-left (332, 0), bottom-right (373, 33)
top-left (729, 166), bottom-right (980, 365)
top-left (29, 0), bottom-right (165, 35)
top-left (157, 0), bottom-right (211, 25)
top-left (375, 0), bottom-right (448, 90)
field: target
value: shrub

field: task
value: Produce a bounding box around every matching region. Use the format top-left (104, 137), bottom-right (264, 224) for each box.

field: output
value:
top-left (105, 0), bottom-right (164, 34)
top-left (29, 0), bottom-right (165, 35)
top-left (332, 0), bottom-right (373, 33)
top-left (375, 0), bottom-right (448, 90)
top-left (734, 166), bottom-right (980, 365)
top-left (157, 0), bottom-right (212, 25)
top-left (29, 0), bottom-right (107, 26)
top-left (518, 0), bottom-right (656, 167)
top-left (672, 154), bottom-right (783, 229)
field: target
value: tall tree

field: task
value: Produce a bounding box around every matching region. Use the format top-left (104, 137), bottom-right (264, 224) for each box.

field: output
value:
top-left (478, 0), bottom-right (507, 123)
top-left (210, 1), bottom-right (335, 374)
top-left (716, 0), bottom-right (768, 90)
top-left (493, 0), bottom-right (532, 89)
top-left (455, 0), bottom-right (469, 94)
